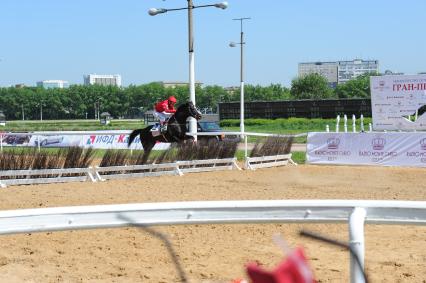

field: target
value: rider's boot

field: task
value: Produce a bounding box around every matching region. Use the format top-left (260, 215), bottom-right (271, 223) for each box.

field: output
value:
top-left (151, 122), bottom-right (160, 132)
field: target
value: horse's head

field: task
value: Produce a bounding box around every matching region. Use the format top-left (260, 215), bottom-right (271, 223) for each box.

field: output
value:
top-left (179, 101), bottom-right (202, 120)
top-left (189, 101), bottom-right (202, 120)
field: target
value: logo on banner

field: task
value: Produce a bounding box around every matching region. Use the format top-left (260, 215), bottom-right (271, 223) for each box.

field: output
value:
top-left (327, 138), bottom-right (340, 149)
top-left (372, 138), bottom-right (385, 150)
top-left (373, 80), bottom-right (390, 92)
top-left (421, 138), bottom-right (426, 150)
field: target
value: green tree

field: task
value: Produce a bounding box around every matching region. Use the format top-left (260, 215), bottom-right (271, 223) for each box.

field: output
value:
top-left (290, 73), bottom-right (334, 99)
top-left (192, 85), bottom-right (227, 112)
top-left (334, 73), bottom-right (375, 98)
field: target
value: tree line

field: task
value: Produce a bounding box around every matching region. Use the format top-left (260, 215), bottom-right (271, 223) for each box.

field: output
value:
top-left (0, 73), bottom-right (373, 120)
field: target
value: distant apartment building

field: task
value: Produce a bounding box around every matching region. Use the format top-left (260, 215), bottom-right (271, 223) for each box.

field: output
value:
top-left (298, 59), bottom-right (379, 87)
top-left (298, 61), bottom-right (338, 88)
top-left (337, 59), bottom-right (379, 83)
top-left (160, 81), bottom-right (203, 88)
top-left (36, 80), bottom-right (69, 89)
top-left (84, 74), bottom-right (122, 87)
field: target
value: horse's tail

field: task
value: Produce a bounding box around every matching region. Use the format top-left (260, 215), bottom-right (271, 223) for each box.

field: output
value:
top-left (128, 129), bottom-right (143, 147)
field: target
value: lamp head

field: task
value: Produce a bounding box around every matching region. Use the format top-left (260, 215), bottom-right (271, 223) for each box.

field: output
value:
top-left (148, 8), bottom-right (167, 16)
top-left (214, 1), bottom-right (228, 9)
top-left (229, 42), bottom-right (237, 47)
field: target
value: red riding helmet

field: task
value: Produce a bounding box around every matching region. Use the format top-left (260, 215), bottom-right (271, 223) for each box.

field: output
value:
top-left (168, 96), bottom-right (177, 103)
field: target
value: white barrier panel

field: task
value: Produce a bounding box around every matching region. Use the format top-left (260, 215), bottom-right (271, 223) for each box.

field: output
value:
top-left (0, 167), bottom-right (96, 188)
top-left (246, 154), bottom-right (296, 170)
top-left (95, 163), bottom-right (181, 181)
top-left (307, 132), bottom-right (426, 167)
top-left (95, 158), bottom-right (239, 180)
top-left (177, 158), bottom-right (240, 174)
top-left (0, 158), bottom-right (240, 187)
top-left (0, 200), bottom-right (424, 283)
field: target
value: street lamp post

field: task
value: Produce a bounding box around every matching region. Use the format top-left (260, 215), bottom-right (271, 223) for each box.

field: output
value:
top-left (230, 17), bottom-right (250, 162)
top-left (229, 17), bottom-right (250, 134)
top-left (148, 1), bottom-right (228, 140)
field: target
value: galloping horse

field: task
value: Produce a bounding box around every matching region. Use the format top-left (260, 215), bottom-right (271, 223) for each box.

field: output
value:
top-left (127, 101), bottom-right (202, 157)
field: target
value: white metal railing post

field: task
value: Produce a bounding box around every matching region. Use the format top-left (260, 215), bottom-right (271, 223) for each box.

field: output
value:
top-left (368, 123), bottom-right (372, 132)
top-left (244, 133), bottom-right (248, 168)
top-left (344, 114), bottom-right (348, 133)
top-left (352, 114), bottom-right (356, 133)
top-left (336, 115), bottom-right (340, 132)
top-left (349, 207), bottom-right (367, 283)
top-left (325, 125), bottom-right (330, 132)
top-left (360, 114), bottom-right (364, 132)
top-left (37, 135), bottom-right (41, 152)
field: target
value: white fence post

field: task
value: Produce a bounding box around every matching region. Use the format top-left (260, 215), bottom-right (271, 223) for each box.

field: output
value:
top-left (349, 207), bottom-right (367, 283)
top-left (360, 114), bottom-right (364, 132)
top-left (368, 123), bottom-right (372, 132)
top-left (37, 135), bottom-right (41, 152)
top-left (336, 115), bottom-right (340, 132)
top-left (352, 114), bottom-right (356, 133)
top-left (326, 125), bottom-right (330, 132)
top-left (344, 114), bottom-right (348, 133)
top-left (244, 134), bottom-right (248, 169)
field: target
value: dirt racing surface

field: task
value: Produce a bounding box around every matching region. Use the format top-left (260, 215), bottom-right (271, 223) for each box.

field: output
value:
top-left (0, 165), bottom-right (425, 282)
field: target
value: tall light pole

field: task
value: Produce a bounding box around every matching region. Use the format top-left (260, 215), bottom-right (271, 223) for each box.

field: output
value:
top-left (230, 17), bottom-right (250, 134)
top-left (148, 1), bottom-right (228, 139)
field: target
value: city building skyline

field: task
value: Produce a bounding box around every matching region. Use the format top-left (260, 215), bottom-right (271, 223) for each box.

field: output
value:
top-left (160, 81), bottom-right (203, 89)
top-left (337, 59), bottom-right (379, 84)
top-left (36, 80), bottom-right (69, 89)
top-left (298, 59), bottom-right (379, 87)
top-left (83, 74), bottom-right (122, 87)
top-left (298, 61), bottom-right (339, 88)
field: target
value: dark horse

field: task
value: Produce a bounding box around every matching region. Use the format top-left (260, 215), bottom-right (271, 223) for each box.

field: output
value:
top-left (127, 101), bottom-right (202, 158)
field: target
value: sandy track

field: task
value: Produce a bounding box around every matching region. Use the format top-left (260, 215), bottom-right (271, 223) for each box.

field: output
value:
top-left (0, 165), bottom-right (425, 282)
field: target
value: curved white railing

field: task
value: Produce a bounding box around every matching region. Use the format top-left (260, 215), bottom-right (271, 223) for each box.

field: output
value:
top-left (0, 200), bottom-right (425, 283)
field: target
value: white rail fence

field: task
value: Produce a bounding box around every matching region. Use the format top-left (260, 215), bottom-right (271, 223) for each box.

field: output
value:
top-left (327, 114), bottom-right (373, 133)
top-left (0, 131), bottom-right (304, 184)
top-left (0, 167), bottom-right (96, 188)
top-left (0, 200), bottom-right (424, 283)
top-left (196, 131), bottom-right (304, 169)
top-left (0, 158), bottom-right (240, 188)
top-left (245, 153), bottom-right (296, 170)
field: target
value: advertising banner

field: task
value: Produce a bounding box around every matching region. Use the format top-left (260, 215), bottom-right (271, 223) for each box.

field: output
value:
top-left (0, 131), bottom-right (170, 150)
top-left (307, 132), bottom-right (426, 167)
top-left (370, 74), bottom-right (426, 131)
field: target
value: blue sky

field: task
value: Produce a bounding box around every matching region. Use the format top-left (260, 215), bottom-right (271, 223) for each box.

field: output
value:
top-left (0, 0), bottom-right (425, 87)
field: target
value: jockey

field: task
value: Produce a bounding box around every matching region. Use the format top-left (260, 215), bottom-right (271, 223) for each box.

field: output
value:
top-left (154, 96), bottom-right (177, 132)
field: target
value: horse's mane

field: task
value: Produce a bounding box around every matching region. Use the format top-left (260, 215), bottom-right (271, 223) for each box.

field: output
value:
top-left (176, 101), bottom-right (190, 112)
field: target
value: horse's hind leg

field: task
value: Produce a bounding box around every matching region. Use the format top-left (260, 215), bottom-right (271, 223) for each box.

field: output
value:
top-left (141, 150), bottom-right (151, 164)
top-left (141, 141), bottom-right (154, 164)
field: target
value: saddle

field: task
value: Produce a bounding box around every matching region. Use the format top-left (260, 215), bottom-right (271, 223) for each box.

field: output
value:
top-left (151, 120), bottom-right (169, 136)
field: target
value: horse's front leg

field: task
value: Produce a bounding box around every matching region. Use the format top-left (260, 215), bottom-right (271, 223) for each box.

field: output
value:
top-left (182, 133), bottom-right (196, 144)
